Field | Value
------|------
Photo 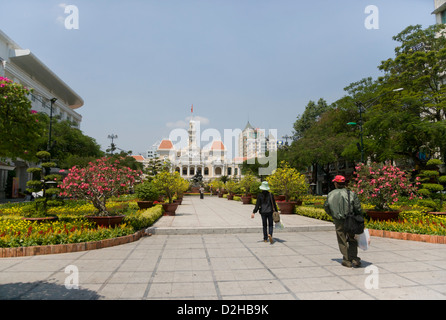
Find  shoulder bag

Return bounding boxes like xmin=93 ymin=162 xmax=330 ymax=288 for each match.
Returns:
xmin=343 ymin=190 xmax=365 ymax=235
xmin=270 ymin=193 xmax=281 ymax=223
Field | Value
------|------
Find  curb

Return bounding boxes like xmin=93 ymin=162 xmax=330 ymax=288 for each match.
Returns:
xmin=369 ymin=229 xmax=446 ymax=244
xmin=0 ymin=230 xmax=148 ymax=258
xmin=146 ymin=225 xmax=335 ymax=235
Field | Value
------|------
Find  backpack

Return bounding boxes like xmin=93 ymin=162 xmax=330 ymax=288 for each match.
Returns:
xmin=344 ymin=190 xmax=365 ymax=235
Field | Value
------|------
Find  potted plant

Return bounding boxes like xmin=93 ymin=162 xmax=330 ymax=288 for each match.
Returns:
xmin=59 ymin=157 xmax=141 ymax=227
xmin=352 ymin=162 xmax=420 ymax=221
xmin=24 ymin=151 xmax=62 ymax=222
xmin=267 ymin=161 xmax=308 ymax=214
xmin=135 ymin=180 xmax=160 ymax=209
xmin=225 ymin=179 xmax=240 ymax=200
xmin=152 ymin=171 xmax=181 ymax=215
xmin=239 ymin=174 xmax=258 ymax=204
xmin=174 ymin=176 xmax=189 ymax=205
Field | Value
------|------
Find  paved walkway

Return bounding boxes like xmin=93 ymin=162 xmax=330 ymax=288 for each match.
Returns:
xmin=0 ymin=196 xmax=445 ymax=300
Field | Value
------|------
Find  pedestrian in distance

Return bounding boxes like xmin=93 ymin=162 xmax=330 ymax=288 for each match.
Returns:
xmin=199 ymin=186 xmax=204 ymax=200
xmin=324 ymin=175 xmax=364 ymax=268
xmin=251 ymin=181 xmax=278 ymax=244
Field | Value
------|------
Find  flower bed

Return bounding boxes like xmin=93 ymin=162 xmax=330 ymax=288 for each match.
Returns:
xmin=0 ymin=201 xmax=163 ymax=252
xmin=294 ymin=205 xmax=446 ymax=243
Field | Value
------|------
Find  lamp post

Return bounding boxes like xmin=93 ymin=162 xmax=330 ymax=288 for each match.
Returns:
xmin=347 ymin=88 xmax=403 ymax=164
xmin=47 ymin=98 xmax=58 ymax=153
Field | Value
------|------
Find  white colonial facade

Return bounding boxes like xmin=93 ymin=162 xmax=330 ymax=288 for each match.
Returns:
xmin=136 ymin=119 xmax=243 ymax=182
xmin=0 ymin=29 xmax=84 ymax=200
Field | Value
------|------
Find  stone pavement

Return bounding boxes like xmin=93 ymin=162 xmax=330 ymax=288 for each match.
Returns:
xmin=0 ymin=195 xmax=445 ymax=300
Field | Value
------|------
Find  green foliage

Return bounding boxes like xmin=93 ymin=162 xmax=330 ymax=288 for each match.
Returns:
xmin=0 ymin=77 xmax=44 ymax=160
xmin=152 ymin=171 xmax=182 ymax=203
xmin=135 ymin=181 xmax=160 ymax=201
xmin=239 ymin=174 xmax=259 ymax=196
xmin=225 ymin=179 xmax=241 ymax=195
xmin=124 ymin=205 xmax=163 ymax=231
xmin=266 ymin=161 xmax=309 ymax=201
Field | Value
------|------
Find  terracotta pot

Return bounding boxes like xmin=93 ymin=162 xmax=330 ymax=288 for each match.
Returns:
xmin=218 ymin=193 xmax=223 ymax=198
xmin=137 ymin=201 xmax=154 ymax=210
xmin=23 ymin=216 xmax=58 ymax=224
xmin=173 ymin=198 xmax=183 ymax=205
xmin=277 ymin=201 xmax=297 ymax=214
xmin=162 ymin=202 xmax=179 ymax=216
xmin=274 ymin=195 xmax=286 ymax=201
xmin=86 ymin=215 xmax=125 ymax=228
xmin=366 ymin=210 xmax=400 ymax=221
xmin=241 ymin=195 xmax=252 ymax=204
xmin=227 ymin=194 xmax=234 ymax=200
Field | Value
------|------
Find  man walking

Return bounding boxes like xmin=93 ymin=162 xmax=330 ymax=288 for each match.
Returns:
xmin=324 ymin=175 xmax=364 ymax=268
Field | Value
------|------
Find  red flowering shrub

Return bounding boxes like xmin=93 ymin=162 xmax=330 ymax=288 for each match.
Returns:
xmin=352 ymin=163 xmax=421 ymax=211
xmin=59 ymin=157 xmax=142 ymax=216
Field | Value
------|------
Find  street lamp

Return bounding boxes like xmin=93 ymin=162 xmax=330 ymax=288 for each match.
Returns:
xmin=108 ymin=134 xmax=118 ymax=155
xmin=347 ymin=88 xmax=404 ymax=163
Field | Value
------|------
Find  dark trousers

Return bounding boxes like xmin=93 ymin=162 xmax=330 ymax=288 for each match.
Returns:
xmin=333 ymin=218 xmax=359 ymax=263
xmin=261 ymin=213 xmax=273 ymax=240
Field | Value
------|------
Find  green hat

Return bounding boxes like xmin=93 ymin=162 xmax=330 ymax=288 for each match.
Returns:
xmin=259 ymin=181 xmax=270 ymax=191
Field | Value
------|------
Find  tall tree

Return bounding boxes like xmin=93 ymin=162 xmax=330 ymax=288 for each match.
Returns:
xmin=0 ymin=77 xmax=43 ymax=160
xmin=378 ymin=24 xmax=446 ymax=162
xmin=293 ymin=98 xmax=330 ymax=140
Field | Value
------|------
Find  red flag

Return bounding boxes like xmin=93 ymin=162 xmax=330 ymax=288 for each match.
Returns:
xmin=191 ymin=104 xmax=193 ymax=113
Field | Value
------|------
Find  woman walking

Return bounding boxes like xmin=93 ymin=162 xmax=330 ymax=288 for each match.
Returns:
xmin=251 ymin=181 xmax=278 ymax=244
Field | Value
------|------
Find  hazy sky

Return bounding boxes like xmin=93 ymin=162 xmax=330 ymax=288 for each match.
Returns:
xmin=0 ymin=0 xmax=436 ymax=157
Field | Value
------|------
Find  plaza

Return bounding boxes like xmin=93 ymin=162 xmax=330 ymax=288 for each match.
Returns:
xmin=0 ymin=196 xmax=445 ymax=300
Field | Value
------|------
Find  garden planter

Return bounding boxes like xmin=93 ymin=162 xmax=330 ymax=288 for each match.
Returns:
xmin=218 ymin=193 xmax=223 ymax=198
xmin=137 ymin=201 xmax=154 ymax=210
xmin=86 ymin=215 xmax=125 ymax=228
xmin=277 ymin=201 xmax=297 ymax=214
xmin=162 ymin=203 xmax=179 ymax=216
xmin=428 ymin=212 xmax=446 ymax=216
xmin=366 ymin=210 xmax=400 ymax=221
xmin=23 ymin=216 xmax=58 ymax=223
xmin=274 ymin=195 xmax=286 ymax=201
xmin=173 ymin=198 xmax=183 ymax=205
xmin=227 ymin=194 xmax=234 ymax=200
xmin=241 ymin=196 xmax=252 ymax=204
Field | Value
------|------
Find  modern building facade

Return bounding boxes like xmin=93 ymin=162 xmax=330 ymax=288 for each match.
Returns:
xmin=0 ymin=29 xmax=84 ymax=199
xmin=238 ymin=121 xmax=277 ymax=160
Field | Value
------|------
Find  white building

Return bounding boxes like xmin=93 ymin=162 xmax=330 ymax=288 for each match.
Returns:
xmin=433 ymin=0 xmax=446 ymax=24
xmin=137 ymin=118 xmax=243 ymax=181
xmin=0 ymin=29 xmax=84 ymax=199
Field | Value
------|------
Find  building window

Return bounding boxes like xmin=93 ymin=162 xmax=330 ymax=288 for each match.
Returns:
xmin=204 ymin=167 xmax=209 ymax=175
xmin=182 ymin=167 xmax=188 ymax=176
xmin=442 ymin=10 xmax=446 ymax=24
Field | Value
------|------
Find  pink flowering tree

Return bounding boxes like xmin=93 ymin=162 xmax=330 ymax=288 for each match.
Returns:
xmin=0 ymin=76 xmax=43 ymax=159
xmin=352 ymin=162 xmax=421 ymax=211
xmin=59 ymin=157 xmax=142 ymax=216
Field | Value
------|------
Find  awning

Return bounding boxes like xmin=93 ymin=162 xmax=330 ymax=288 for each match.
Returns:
xmin=9 ymin=49 xmax=84 ymax=110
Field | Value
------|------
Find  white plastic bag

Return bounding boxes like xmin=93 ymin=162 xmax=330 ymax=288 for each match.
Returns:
xmin=275 ymin=221 xmax=284 ymax=230
xmin=355 ymin=229 xmax=371 ymax=251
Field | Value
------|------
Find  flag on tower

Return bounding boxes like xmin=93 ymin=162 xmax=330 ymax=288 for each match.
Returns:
xmin=191 ymin=104 xmax=194 ymax=113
